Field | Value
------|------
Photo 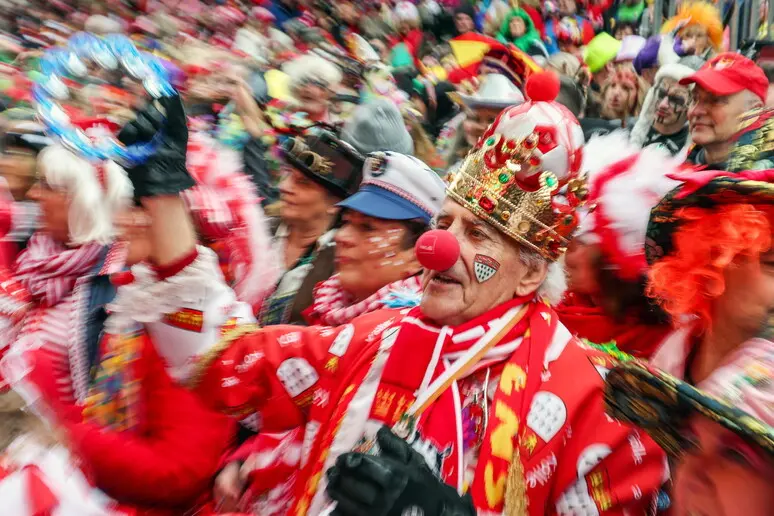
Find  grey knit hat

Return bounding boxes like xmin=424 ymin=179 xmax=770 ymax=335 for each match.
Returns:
xmin=341 ymin=99 xmax=414 ymax=156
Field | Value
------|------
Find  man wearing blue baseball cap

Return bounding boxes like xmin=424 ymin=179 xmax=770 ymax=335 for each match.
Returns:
xmin=304 ymin=151 xmax=446 ymax=325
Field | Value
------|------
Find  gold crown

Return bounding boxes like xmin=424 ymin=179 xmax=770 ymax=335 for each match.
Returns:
xmin=446 ymin=132 xmax=587 ymax=261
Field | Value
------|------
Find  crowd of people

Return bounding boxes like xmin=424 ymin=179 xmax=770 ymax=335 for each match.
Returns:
xmin=0 ymin=0 xmax=773 ymax=515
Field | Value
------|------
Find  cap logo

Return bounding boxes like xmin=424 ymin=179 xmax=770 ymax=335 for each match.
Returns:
xmin=366 ymin=152 xmax=389 ymax=177
xmin=712 ymin=57 xmax=735 ymax=70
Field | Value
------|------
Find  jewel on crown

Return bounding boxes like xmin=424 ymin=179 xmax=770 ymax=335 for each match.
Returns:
xmin=446 ymin=71 xmax=587 ymax=261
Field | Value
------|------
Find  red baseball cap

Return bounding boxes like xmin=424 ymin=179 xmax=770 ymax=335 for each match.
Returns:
xmin=679 ymin=52 xmax=769 ymax=102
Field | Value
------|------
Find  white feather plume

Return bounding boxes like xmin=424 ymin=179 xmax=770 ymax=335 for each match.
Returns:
xmin=580 ymin=131 xmax=682 ymax=261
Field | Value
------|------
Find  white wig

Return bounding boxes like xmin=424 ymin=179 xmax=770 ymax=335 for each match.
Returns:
xmin=629 ymin=62 xmax=697 ymax=148
xmin=37 ymin=145 xmax=133 ymax=246
xmin=282 ymin=54 xmax=343 ymax=92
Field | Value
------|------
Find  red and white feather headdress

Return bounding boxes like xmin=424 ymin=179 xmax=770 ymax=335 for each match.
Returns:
xmin=578 ymin=131 xmax=684 ymax=280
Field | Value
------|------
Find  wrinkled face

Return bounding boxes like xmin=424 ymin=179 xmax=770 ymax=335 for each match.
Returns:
xmin=602 ymin=79 xmax=636 ymax=116
xmin=564 ymin=237 xmax=601 ymax=296
xmin=463 ymin=107 xmax=503 ymax=147
xmin=421 ymin=199 xmax=547 ymax=326
xmin=680 ymin=25 xmax=711 ymax=56
xmin=26 ymin=178 xmax=69 ymax=244
xmin=653 ymin=77 xmax=691 ymax=129
xmin=712 ymin=250 xmax=774 ymax=342
xmin=335 ymin=210 xmax=420 ymax=301
xmin=0 ymin=150 xmax=36 ymax=201
xmin=673 ymin=417 xmax=774 ymax=516
xmin=455 ymin=13 xmax=475 ymax=34
xmin=114 ymin=206 xmax=152 ymax=266
xmin=278 ymin=167 xmax=337 ymax=225
xmin=688 ymin=88 xmax=756 ymax=147
xmin=558 ymin=0 xmax=577 ymax=16
xmin=509 ymin=16 xmax=526 ymax=38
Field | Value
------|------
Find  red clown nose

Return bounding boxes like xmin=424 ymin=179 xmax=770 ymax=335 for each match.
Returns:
xmin=415 ymin=230 xmax=460 ymax=271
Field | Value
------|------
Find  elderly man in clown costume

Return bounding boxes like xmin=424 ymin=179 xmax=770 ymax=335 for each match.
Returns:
xmin=115 ymin=72 xmax=667 ymax=515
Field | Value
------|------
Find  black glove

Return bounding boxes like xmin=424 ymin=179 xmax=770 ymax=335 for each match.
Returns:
xmin=326 ymin=426 xmax=476 ymax=516
xmin=117 ymin=93 xmax=194 ymax=199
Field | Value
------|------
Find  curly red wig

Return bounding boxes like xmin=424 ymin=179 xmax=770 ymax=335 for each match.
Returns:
xmin=647 ymin=204 xmax=773 ymax=331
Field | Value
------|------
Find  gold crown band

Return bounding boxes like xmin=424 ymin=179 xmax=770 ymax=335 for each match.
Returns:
xmin=447 ymin=136 xmax=584 ymax=261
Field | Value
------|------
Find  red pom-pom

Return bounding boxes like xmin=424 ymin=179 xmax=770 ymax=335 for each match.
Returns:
xmin=525 ymin=71 xmax=560 ymax=103
xmin=415 ymin=230 xmax=461 ymax=271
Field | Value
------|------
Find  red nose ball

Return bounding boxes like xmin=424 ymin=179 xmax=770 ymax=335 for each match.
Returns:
xmin=415 ymin=230 xmax=461 ymax=271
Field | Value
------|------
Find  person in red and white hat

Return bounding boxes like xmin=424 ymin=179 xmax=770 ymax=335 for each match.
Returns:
xmin=137 ymin=72 xmax=666 ymax=516
xmin=683 ymin=52 xmax=768 ymax=169
xmin=558 ymin=131 xmax=681 ymax=358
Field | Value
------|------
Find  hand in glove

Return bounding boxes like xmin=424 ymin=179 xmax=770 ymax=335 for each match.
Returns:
xmin=117 ymin=94 xmax=194 ymax=199
xmin=325 ymin=426 xmax=476 ymax=516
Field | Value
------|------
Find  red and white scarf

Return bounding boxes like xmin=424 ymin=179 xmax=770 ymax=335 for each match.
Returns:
xmin=15 ymin=234 xmax=102 ymax=308
xmin=367 ymin=297 xmax=557 ymax=512
xmin=306 ymin=275 xmax=423 ymax=326
xmin=12 ymin=234 xmax=105 ymax=403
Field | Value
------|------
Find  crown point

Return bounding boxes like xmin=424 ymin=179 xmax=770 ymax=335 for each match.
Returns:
xmin=525 ymin=71 xmax=560 ymax=103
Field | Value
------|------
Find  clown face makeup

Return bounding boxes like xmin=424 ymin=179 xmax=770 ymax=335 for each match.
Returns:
xmin=653 ymin=77 xmax=691 ymax=131
xmin=334 ymin=211 xmax=421 ymax=301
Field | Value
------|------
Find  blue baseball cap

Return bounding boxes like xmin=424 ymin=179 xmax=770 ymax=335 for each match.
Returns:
xmin=337 ymin=152 xmax=446 ymax=224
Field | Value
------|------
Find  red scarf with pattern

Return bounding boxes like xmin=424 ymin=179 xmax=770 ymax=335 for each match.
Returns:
xmin=368 ymin=296 xmax=556 ymax=512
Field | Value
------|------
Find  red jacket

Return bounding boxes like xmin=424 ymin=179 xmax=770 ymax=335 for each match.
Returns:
xmin=41 ymin=334 xmax=235 ymax=513
xmin=190 ymin=306 xmax=666 ymax=515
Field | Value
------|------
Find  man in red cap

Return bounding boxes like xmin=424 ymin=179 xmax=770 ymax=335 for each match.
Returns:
xmin=682 ymin=52 xmax=768 ymax=169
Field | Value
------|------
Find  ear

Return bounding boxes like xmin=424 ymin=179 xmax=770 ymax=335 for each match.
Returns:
xmin=513 ymin=258 xmax=549 ymax=298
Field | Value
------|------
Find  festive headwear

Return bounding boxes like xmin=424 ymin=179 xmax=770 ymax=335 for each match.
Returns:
xmin=446 ymin=71 xmax=586 ymax=261
xmin=281 ymin=131 xmax=365 ymax=199
xmin=479 ymin=45 xmax=541 ymax=88
xmin=630 ymin=56 xmax=704 ymax=147
xmin=679 ymin=52 xmax=768 ymax=103
xmin=583 ymin=32 xmax=621 ymax=73
xmin=448 ymin=73 xmax=524 ymax=109
xmin=578 ymin=132 xmax=682 ymax=280
xmin=36 ymin=144 xmax=132 ymax=246
xmin=283 ymin=54 xmax=343 ymax=93
xmin=661 ymin=1 xmax=723 ymax=52
xmin=341 ymin=99 xmax=414 ymax=156
xmin=615 ymin=35 xmax=646 ymax=63
xmin=338 ymin=152 xmax=445 ymax=223
xmin=554 ymin=16 xmax=584 ymax=46
xmin=394 ymin=1 xmax=421 ymax=23
xmin=632 ymin=36 xmax=661 ymax=74
xmin=606 ymin=337 xmax=774 ymax=457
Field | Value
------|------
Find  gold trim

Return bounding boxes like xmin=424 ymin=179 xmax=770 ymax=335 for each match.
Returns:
xmin=504 ymin=447 xmax=529 ymax=515
xmin=184 ymin=324 xmax=261 ymax=389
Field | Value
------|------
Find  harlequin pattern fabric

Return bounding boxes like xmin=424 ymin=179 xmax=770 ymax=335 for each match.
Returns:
xmin=644 ymin=172 xmax=774 ymax=265
xmin=605 ymin=343 xmax=774 ymax=459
